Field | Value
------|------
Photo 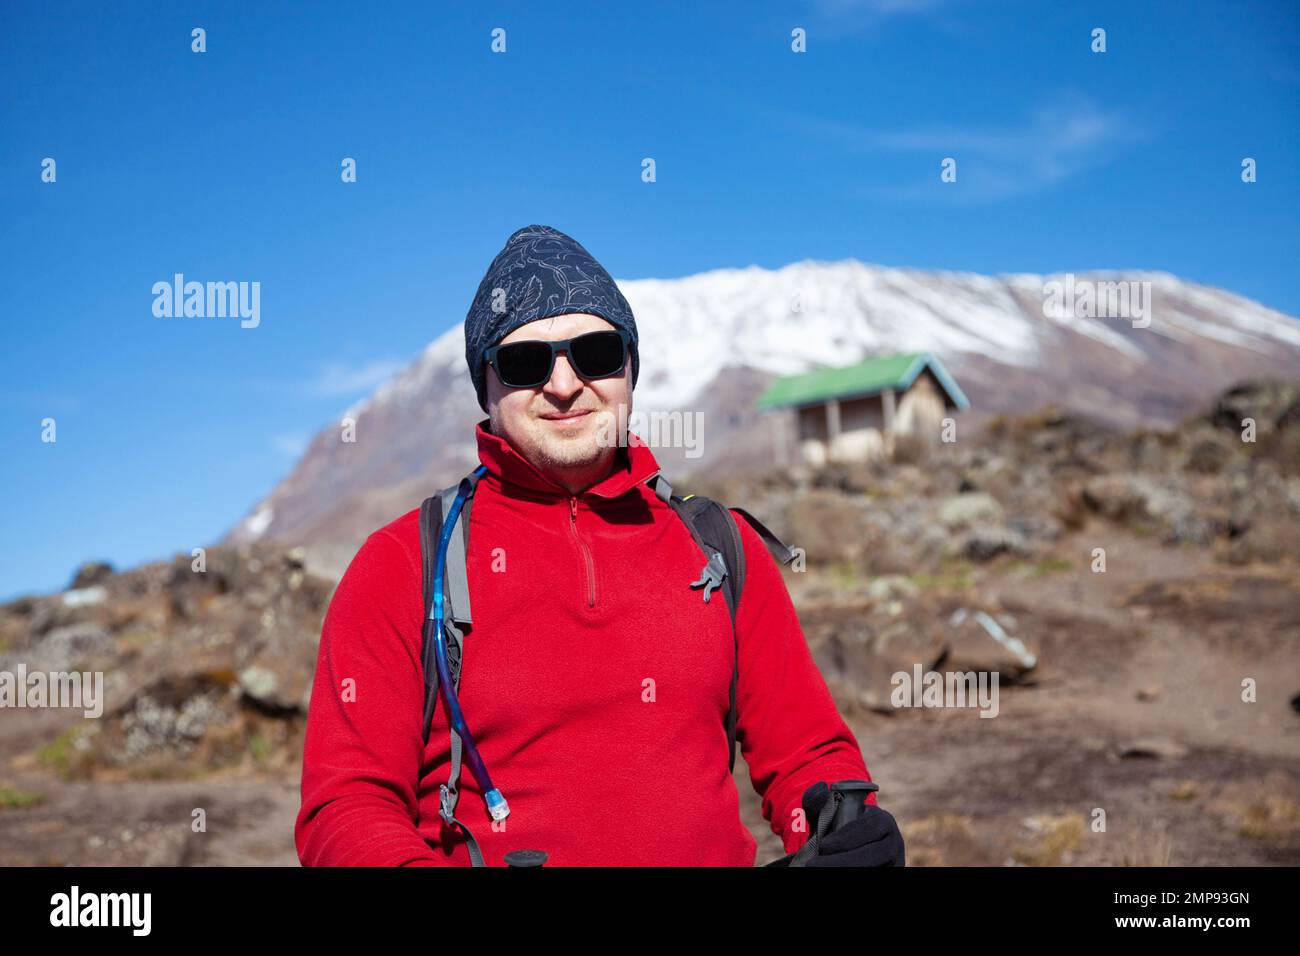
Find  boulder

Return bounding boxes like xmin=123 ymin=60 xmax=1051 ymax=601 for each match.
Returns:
xmin=784 ymin=490 xmax=873 ymax=565
xmin=812 ymin=611 xmax=947 ymax=714
xmin=70 ymin=561 xmax=115 ymax=589
xmin=958 ymin=525 xmax=1031 ymax=562
xmin=1203 ymin=380 xmax=1298 ymax=436
xmin=943 ymin=608 xmax=1037 ymax=682
xmin=1118 ymin=737 xmax=1189 ymax=760
xmin=1081 ymin=474 xmax=1217 ymax=543
xmin=938 ymin=492 xmax=1003 ymax=530
xmin=2 ymin=622 xmax=115 ymax=674
xmin=867 ymin=575 xmax=920 ymax=602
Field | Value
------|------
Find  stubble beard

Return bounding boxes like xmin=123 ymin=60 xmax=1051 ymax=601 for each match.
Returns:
xmin=491 ymin=404 xmax=628 ymax=475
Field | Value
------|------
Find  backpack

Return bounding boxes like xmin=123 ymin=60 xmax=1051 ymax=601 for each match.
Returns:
xmin=417 ymin=468 xmax=795 ymax=865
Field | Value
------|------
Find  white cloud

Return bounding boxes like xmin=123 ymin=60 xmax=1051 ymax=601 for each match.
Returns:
xmin=806 ymin=0 xmax=960 ymax=34
xmin=789 ymin=91 xmax=1142 ymax=203
xmin=302 ymin=358 xmax=405 ymax=398
xmin=271 ymin=433 xmax=309 ymax=457
xmin=811 ymin=0 xmax=949 ymax=21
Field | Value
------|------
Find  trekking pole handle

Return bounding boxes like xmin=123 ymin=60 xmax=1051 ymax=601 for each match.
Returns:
xmin=828 ymin=780 xmax=879 ymax=831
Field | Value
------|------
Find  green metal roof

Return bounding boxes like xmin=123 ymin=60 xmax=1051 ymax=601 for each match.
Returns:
xmin=756 ymin=351 xmax=970 ymax=410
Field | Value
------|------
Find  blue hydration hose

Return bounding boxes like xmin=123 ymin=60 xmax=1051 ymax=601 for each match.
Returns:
xmin=432 ymin=464 xmax=509 ymax=822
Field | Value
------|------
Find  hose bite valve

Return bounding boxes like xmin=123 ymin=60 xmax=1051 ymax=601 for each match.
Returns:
xmin=504 ymin=849 xmax=548 ymax=867
xmin=485 ymin=788 xmax=510 ymax=822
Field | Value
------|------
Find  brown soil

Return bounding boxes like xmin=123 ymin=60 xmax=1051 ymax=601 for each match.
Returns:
xmin=734 ymin=529 xmax=1300 ymax=867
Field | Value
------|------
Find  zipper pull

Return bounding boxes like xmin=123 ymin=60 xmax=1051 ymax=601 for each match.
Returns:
xmin=689 ymin=551 xmax=728 ymax=604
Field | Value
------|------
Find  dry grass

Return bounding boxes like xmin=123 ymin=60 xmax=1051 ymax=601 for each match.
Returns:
xmin=1167 ymin=780 xmax=1199 ymax=802
xmin=1236 ymin=794 xmax=1300 ymax=841
xmin=903 ymin=813 xmax=988 ymax=866
xmin=1217 ymin=773 xmax=1300 ymax=844
xmin=1118 ymin=827 xmax=1174 ymax=866
xmin=1012 ymin=813 xmax=1086 ymax=866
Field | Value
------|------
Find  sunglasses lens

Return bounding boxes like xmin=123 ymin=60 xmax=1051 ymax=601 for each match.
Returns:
xmin=492 ymin=331 xmax=627 ymax=388
xmin=495 ymin=340 xmax=554 ymax=387
xmin=570 ymin=331 xmax=626 ymax=378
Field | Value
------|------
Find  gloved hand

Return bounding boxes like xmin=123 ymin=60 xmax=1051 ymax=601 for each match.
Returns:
xmin=766 ymin=780 xmax=905 ymax=867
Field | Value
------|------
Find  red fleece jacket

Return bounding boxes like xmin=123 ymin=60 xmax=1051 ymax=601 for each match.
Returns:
xmin=295 ymin=419 xmax=874 ymax=866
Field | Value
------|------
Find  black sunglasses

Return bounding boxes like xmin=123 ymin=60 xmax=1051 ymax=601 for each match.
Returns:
xmin=484 ymin=329 xmax=631 ymax=390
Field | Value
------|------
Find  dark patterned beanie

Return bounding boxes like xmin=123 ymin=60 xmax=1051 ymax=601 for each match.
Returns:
xmin=464 ymin=224 xmax=640 ymax=412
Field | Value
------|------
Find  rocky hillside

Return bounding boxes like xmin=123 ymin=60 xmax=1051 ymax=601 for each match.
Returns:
xmin=1 ymin=380 xmax=1297 ymax=865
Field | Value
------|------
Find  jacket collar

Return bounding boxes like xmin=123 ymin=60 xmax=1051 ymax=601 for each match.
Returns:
xmin=474 ymin=418 xmax=662 ymax=500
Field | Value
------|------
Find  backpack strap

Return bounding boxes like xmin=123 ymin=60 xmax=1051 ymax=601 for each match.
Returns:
xmin=679 ymin=494 xmax=746 ymax=775
xmin=729 ymin=507 xmax=797 ymax=567
xmin=419 ymin=478 xmax=486 ymax=868
xmin=647 ymin=473 xmax=796 ymax=774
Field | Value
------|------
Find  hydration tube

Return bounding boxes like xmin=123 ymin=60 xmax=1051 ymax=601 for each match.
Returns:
xmin=431 ymin=464 xmax=509 ymax=822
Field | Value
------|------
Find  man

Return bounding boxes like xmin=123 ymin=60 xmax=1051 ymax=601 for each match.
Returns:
xmin=295 ymin=224 xmax=904 ymax=867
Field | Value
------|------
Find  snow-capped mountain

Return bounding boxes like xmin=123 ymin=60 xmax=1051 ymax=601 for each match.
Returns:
xmin=225 ymin=259 xmax=1300 ymax=580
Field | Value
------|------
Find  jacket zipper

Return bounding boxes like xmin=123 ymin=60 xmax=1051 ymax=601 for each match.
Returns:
xmin=569 ymin=497 xmax=596 ymax=607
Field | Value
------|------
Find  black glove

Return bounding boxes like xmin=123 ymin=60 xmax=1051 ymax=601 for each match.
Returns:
xmin=766 ymin=780 xmax=905 ymax=867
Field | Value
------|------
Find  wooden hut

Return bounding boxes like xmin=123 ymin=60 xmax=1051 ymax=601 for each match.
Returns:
xmin=756 ymin=351 xmax=969 ymax=466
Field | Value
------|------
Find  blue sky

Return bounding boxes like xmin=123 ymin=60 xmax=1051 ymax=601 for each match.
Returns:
xmin=1 ymin=0 xmax=1297 ymax=601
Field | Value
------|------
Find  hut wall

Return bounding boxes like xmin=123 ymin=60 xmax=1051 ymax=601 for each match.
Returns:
xmin=894 ymin=372 xmax=948 ymax=441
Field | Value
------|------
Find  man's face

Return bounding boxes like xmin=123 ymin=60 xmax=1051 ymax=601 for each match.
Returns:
xmin=486 ymin=312 xmax=632 ymax=486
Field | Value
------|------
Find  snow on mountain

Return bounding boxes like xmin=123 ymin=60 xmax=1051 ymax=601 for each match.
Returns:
xmin=317 ymin=259 xmax=1297 ymax=426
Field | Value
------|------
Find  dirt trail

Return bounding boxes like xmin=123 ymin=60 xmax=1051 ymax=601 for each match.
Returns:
xmin=769 ymin=529 xmax=1300 ymax=866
